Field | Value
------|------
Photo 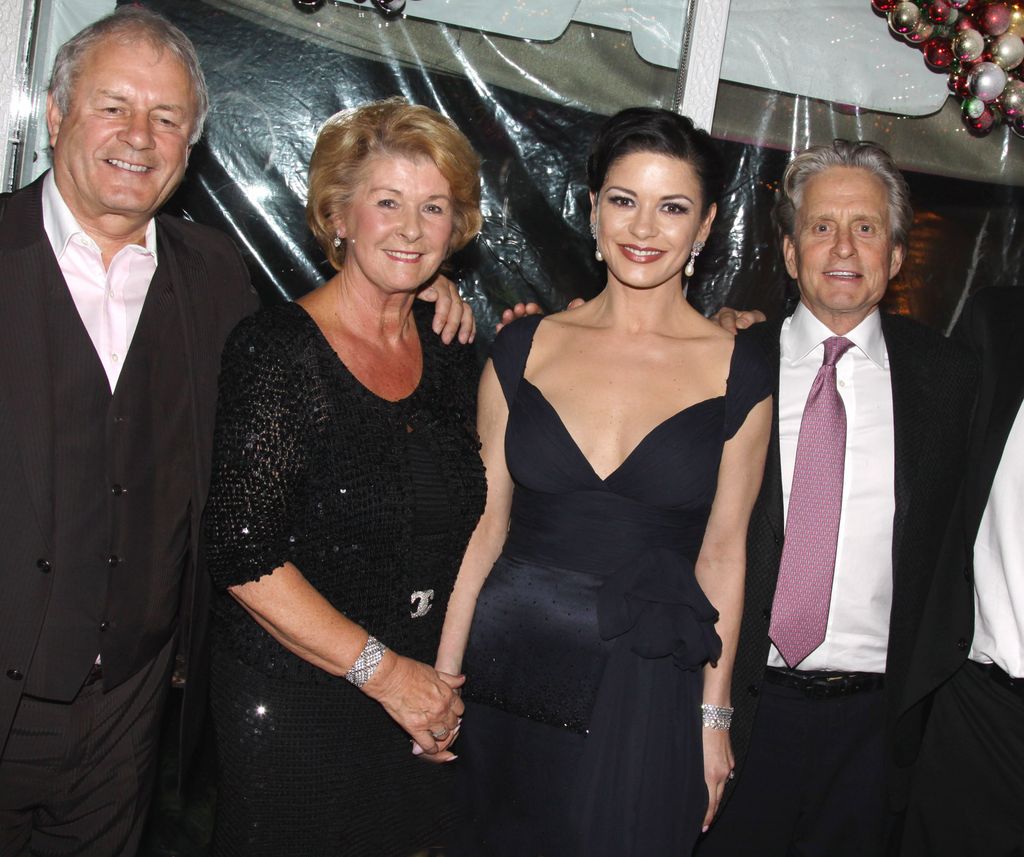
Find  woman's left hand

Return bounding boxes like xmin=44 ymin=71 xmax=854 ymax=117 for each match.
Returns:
xmin=701 ymin=726 xmax=735 ymax=832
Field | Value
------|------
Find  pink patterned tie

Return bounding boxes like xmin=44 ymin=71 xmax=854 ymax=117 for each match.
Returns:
xmin=769 ymin=335 xmax=854 ymax=668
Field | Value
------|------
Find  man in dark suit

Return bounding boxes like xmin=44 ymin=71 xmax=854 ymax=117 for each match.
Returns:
xmin=896 ymin=287 xmax=1024 ymax=857
xmin=697 ymin=141 xmax=976 ymax=857
xmin=0 ymin=12 xmax=257 ymax=855
xmin=0 ymin=8 xmax=472 ymax=855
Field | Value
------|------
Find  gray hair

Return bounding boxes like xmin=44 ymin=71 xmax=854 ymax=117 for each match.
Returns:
xmin=49 ymin=7 xmax=209 ymax=145
xmin=773 ymin=140 xmax=913 ymax=249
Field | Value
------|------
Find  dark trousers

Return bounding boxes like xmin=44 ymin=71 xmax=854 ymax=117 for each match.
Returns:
xmin=697 ymin=678 xmax=889 ymax=857
xmin=0 ymin=637 xmax=175 ymax=857
xmin=901 ymin=660 xmax=1024 ymax=857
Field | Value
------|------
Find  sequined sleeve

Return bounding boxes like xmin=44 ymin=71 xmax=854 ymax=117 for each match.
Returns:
xmin=204 ymin=311 xmax=313 ymax=589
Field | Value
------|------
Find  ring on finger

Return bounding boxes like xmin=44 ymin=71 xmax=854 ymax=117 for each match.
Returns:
xmin=430 ymin=727 xmax=450 ymax=740
xmin=728 ymin=770 xmax=735 ymax=780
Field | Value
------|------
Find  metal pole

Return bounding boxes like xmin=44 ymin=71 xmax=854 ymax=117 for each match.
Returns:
xmin=672 ymin=0 xmax=701 ymax=114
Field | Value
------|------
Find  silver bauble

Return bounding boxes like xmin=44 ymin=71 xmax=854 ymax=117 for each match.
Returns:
xmin=953 ymin=28 xmax=986 ymax=62
xmin=906 ymin=20 xmax=936 ymax=42
xmin=1001 ymin=79 xmax=1024 ymax=117
xmin=969 ymin=61 xmax=1010 ymax=102
xmin=889 ymin=2 xmax=922 ymax=34
xmin=991 ymin=33 xmax=1024 ymax=70
xmin=962 ymin=95 xmax=987 ymax=119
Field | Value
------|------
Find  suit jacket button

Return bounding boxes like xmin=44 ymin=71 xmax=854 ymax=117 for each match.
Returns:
xmin=111 ymin=484 xmax=125 ymax=496
xmin=761 ymin=607 xmax=770 ymax=621
xmin=100 ymin=621 xmax=110 ymax=631
xmin=6 ymin=669 xmax=23 ymax=681
xmin=108 ymin=555 xmax=121 ymax=568
xmin=957 ymin=638 xmax=968 ymax=650
xmin=36 ymin=558 xmax=51 ymax=573
xmin=747 ymin=684 xmax=759 ymax=696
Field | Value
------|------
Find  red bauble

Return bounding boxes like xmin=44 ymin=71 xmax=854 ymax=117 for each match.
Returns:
xmin=925 ymin=37 xmax=956 ymax=67
xmin=965 ymin=105 xmax=996 ymax=134
xmin=872 ymin=0 xmax=899 ymax=13
xmin=980 ymin=3 xmax=1012 ymax=36
xmin=955 ymin=14 xmax=978 ymax=31
xmin=948 ymin=70 xmax=971 ymax=94
xmin=928 ymin=0 xmax=955 ymax=23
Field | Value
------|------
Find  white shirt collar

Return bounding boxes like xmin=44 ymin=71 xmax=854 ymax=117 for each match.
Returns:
xmin=41 ymin=171 xmax=158 ymax=264
xmin=784 ymin=301 xmax=887 ymax=370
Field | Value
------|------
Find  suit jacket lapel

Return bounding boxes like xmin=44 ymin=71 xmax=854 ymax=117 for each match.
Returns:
xmin=883 ymin=313 xmax=928 ymax=573
xmin=0 ymin=179 xmax=57 ymax=548
xmin=748 ymin=319 xmax=785 ymax=546
xmin=966 ymin=328 xmax=1024 ymax=539
xmin=154 ymin=217 xmax=206 ymax=540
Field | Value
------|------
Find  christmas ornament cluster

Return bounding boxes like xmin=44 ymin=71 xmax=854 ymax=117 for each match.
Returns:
xmin=872 ymin=0 xmax=1024 ymax=137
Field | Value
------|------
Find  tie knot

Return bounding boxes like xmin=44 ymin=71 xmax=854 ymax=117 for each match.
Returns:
xmin=822 ymin=336 xmax=853 ymax=367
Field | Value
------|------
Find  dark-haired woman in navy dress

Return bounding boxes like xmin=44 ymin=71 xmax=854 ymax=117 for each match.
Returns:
xmin=438 ymin=108 xmax=773 ymax=857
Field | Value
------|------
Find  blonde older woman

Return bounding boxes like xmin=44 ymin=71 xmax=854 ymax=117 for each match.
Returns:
xmin=203 ymin=99 xmax=486 ymax=857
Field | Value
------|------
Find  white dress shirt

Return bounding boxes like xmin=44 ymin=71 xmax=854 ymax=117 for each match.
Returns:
xmin=41 ymin=172 xmax=158 ymax=392
xmin=767 ymin=303 xmax=896 ymax=674
xmin=970 ymin=403 xmax=1024 ymax=678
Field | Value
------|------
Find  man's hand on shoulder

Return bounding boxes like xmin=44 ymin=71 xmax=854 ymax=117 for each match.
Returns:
xmin=418 ymin=275 xmax=476 ymax=345
xmin=495 ymin=298 xmax=586 ymax=333
xmin=712 ymin=306 xmax=768 ymax=335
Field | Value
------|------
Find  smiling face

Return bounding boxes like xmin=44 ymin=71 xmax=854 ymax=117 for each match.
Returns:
xmin=592 ymin=151 xmax=716 ymax=293
xmin=335 ymin=155 xmax=454 ymax=296
xmin=46 ymin=36 xmax=196 ymax=240
xmin=784 ymin=166 xmax=905 ymax=335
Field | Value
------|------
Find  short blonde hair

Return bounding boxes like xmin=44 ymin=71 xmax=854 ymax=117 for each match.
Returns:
xmin=307 ymin=98 xmax=482 ymax=271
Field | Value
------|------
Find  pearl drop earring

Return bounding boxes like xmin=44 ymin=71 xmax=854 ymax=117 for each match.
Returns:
xmin=685 ymin=240 xmax=705 ymax=278
xmin=590 ymin=221 xmax=603 ymax=263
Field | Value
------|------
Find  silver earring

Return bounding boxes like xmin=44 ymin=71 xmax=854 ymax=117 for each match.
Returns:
xmin=333 ymin=235 xmax=342 ymax=248
xmin=684 ymin=240 xmax=705 ymax=278
xmin=590 ymin=222 xmax=603 ymax=262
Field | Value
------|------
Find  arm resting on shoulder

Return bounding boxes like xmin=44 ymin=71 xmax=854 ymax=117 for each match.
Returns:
xmin=695 ymin=395 xmax=772 ymax=829
xmin=417 ymin=274 xmax=476 ymax=345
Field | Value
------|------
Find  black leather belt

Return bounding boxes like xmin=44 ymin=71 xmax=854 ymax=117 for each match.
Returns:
xmin=971 ymin=660 xmax=1024 ymax=702
xmin=765 ymin=667 xmax=884 ymax=699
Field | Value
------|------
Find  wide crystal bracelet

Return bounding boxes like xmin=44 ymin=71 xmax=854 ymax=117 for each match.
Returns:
xmin=345 ymin=635 xmax=388 ymax=688
xmin=701 ymin=703 xmax=734 ymax=730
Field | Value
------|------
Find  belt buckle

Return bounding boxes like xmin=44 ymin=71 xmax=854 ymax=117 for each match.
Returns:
xmin=811 ymin=673 xmax=851 ymax=698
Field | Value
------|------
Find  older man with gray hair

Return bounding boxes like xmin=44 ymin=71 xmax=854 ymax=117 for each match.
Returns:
xmin=0 ymin=11 xmax=256 ymax=854
xmin=697 ymin=140 xmax=976 ymax=857
xmin=0 ymin=8 xmax=472 ymax=855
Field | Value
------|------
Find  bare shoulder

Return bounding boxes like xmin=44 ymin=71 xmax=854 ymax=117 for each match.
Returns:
xmin=538 ymin=301 xmax=594 ymax=331
xmin=687 ymin=310 xmax=736 ymax=344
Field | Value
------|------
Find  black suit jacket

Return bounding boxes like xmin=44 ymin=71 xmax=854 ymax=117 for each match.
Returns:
xmin=0 ymin=176 xmax=258 ymax=774
xmin=896 ymin=287 xmax=1023 ymax=763
xmin=728 ymin=309 xmax=977 ymax=810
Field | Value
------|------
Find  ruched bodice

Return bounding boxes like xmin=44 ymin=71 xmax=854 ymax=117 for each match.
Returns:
xmin=508 ymin=378 xmax=725 ymax=509
xmin=455 ymin=315 xmax=771 ymax=857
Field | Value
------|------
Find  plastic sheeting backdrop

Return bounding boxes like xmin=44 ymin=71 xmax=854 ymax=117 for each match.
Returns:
xmin=131 ymin=0 xmax=1023 ymax=341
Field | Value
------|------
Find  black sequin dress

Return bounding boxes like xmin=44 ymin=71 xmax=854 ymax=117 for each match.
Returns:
xmin=204 ymin=301 xmax=485 ymax=857
xmin=454 ymin=316 xmax=772 ymax=857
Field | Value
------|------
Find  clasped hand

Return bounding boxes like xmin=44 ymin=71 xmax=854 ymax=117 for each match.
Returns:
xmin=364 ymin=652 xmax=464 ymax=762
